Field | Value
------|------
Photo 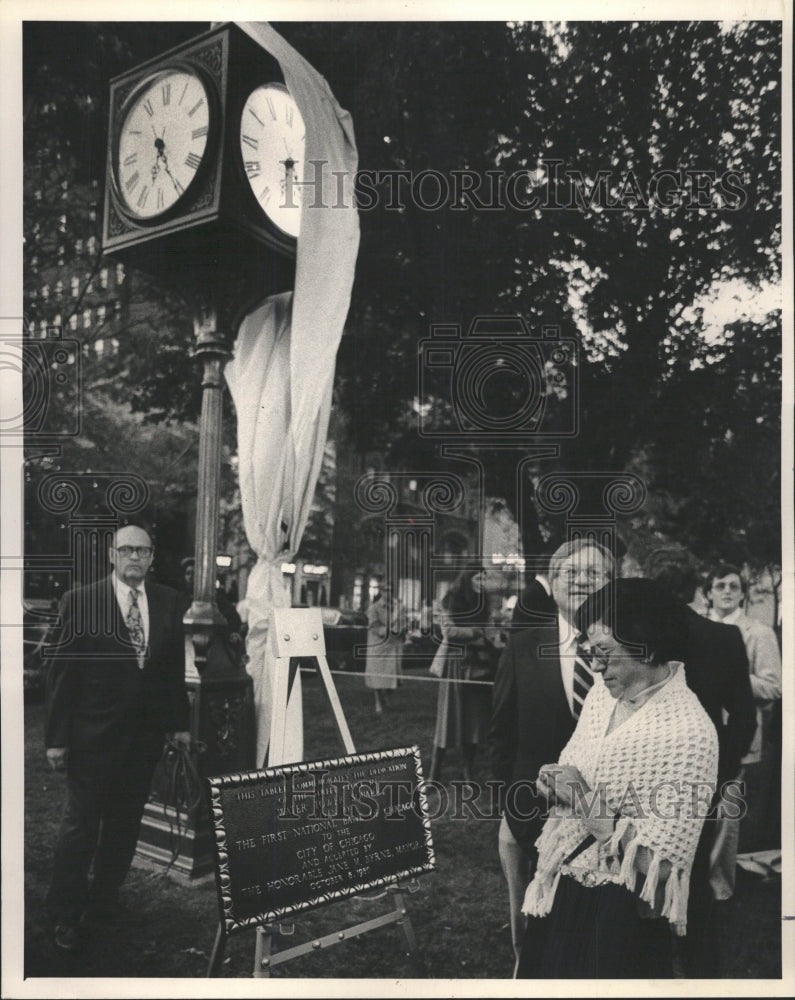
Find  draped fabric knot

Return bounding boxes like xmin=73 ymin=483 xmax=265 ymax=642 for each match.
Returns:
xmin=126 ymin=588 xmax=146 ymax=669
xmin=572 ymin=635 xmax=594 ymax=719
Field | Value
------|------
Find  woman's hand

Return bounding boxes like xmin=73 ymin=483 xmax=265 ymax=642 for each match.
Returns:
xmin=537 ymin=764 xmax=616 ymax=841
xmin=537 ymin=763 xmax=588 ymax=806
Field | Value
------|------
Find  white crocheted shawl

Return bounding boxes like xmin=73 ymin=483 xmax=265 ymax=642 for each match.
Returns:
xmin=522 ymin=666 xmax=718 ymax=935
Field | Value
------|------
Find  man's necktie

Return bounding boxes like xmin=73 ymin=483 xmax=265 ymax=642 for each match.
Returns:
xmin=126 ymin=588 xmax=146 ymax=668
xmin=572 ymin=638 xmax=594 ymax=719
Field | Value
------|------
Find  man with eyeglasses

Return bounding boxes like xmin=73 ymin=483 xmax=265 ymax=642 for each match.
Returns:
xmin=44 ymin=522 xmax=189 ymax=953
xmin=705 ymin=564 xmax=781 ymax=902
xmin=490 ymin=538 xmax=614 ymax=973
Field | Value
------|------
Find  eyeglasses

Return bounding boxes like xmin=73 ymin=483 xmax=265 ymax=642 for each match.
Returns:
xmin=114 ymin=545 xmax=153 ymax=558
xmin=712 ymin=581 xmax=742 ymax=592
xmin=558 ymin=568 xmax=608 ymax=582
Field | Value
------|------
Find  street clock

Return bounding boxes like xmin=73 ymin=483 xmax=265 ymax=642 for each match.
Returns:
xmin=103 ymin=23 xmax=302 ymax=294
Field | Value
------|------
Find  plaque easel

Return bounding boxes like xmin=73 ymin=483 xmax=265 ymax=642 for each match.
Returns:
xmin=206 ymin=607 xmax=423 ymax=978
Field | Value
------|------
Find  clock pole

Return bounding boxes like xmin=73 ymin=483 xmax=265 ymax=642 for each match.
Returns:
xmin=102 ymin=22 xmax=298 ymax=878
xmin=135 ymin=276 xmax=258 ymax=880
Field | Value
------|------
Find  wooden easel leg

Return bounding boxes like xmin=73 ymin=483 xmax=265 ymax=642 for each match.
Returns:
xmin=390 ymin=889 xmax=425 ymax=977
xmin=253 ymin=923 xmax=274 ymax=978
xmin=207 ymin=924 xmax=227 ymax=977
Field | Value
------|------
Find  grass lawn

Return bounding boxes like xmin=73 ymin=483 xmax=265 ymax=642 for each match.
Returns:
xmin=21 ymin=667 xmax=783 ymax=981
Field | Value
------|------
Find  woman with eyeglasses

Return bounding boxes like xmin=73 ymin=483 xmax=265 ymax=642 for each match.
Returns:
xmin=517 ymin=578 xmax=718 ymax=979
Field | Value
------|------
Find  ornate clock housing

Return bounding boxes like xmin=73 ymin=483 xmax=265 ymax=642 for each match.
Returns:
xmin=103 ymin=23 xmax=299 ymax=300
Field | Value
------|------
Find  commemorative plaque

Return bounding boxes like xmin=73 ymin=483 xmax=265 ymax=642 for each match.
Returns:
xmin=207 ymin=746 xmax=435 ymax=934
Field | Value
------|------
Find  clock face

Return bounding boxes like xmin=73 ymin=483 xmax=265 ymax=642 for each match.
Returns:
xmin=240 ymin=83 xmax=305 ymax=238
xmin=116 ymin=69 xmax=211 ymax=220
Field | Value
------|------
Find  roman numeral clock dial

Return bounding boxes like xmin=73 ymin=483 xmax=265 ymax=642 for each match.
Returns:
xmin=240 ymin=83 xmax=305 ymax=239
xmin=115 ymin=69 xmax=211 ymax=220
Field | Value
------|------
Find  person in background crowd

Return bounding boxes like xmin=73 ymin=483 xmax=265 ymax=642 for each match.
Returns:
xmin=44 ymin=522 xmax=189 ymax=953
xmin=491 ymin=538 xmax=614 ymax=973
xmin=705 ymin=564 xmax=782 ymax=899
xmin=428 ymin=568 xmax=502 ymax=783
xmin=364 ymin=582 xmax=407 ymax=715
xmin=517 ymin=579 xmax=718 ymax=979
xmin=645 ymin=550 xmax=755 ymax=976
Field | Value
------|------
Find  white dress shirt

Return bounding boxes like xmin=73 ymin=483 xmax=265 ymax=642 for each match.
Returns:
xmin=112 ymin=573 xmax=150 ymax=647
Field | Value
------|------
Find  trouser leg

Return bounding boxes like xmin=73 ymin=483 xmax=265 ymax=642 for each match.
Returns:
xmin=709 ymin=814 xmax=740 ymax=901
xmin=91 ymin=736 xmax=161 ymax=898
xmin=428 ymin=745 xmax=445 ymax=783
xmin=498 ymin=814 xmax=534 ymax=974
xmin=46 ymin=766 xmax=104 ymax=924
xmin=462 ymin=742 xmax=476 ymax=782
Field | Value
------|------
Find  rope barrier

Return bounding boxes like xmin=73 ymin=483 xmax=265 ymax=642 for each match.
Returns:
xmin=298 ymin=665 xmax=496 ymax=687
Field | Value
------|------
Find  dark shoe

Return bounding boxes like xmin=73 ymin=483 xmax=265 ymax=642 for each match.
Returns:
xmin=53 ymin=922 xmax=82 ymax=953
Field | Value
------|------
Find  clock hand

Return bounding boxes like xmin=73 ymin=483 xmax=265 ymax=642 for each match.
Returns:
xmin=159 ymin=153 xmax=182 ymax=195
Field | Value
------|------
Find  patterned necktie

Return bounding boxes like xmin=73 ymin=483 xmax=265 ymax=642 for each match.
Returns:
xmin=572 ymin=637 xmax=594 ymax=719
xmin=126 ymin=588 xmax=146 ymax=668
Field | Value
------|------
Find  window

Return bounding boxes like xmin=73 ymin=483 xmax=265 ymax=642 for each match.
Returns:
xmin=110 ymin=338 xmax=120 ymax=353
xmin=58 ymin=215 xmax=67 ymax=234
xmin=39 ymin=319 xmax=48 ymax=336
xmin=99 ymin=268 xmax=109 ymax=289
xmin=87 ymin=236 xmax=97 ymax=255
xmin=83 ymin=308 xmax=92 ymax=329
xmin=94 ymin=339 xmax=104 ymax=356
xmin=53 ymin=313 xmax=62 ymax=329
xmin=88 ymin=204 xmax=97 ymax=222
xmin=41 ymin=285 xmax=50 ymax=301
xmin=115 ymin=263 xmax=125 ymax=285
xmin=71 ymin=276 xmax=80 ymax=298
xmin=74 ymin=239 xmax=83 ymax=254
xmin=97 ymin=305 xmax=106 ymax=324
xmin=68 ymin=314 xmax=78 ymax=331
xmin=55 ymin=280 xmax=63 ymax=297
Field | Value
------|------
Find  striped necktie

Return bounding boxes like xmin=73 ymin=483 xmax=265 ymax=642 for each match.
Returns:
xmin=572 ymin=637 xmax=594 ymax=719
xmin=126 ymin=588 xmax=146 ymax=668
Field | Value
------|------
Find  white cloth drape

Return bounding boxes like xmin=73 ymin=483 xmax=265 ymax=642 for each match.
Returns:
xmin=224 ymin=22 xmax=359 ymax=767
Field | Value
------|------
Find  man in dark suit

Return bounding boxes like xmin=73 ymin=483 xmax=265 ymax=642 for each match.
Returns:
xmin=509 ymin=572 xmax=558 ymax=630
xmin=491 ymin=538 xmax=615 ymax=970
xmin=45 ymin=522 xmax=190 ymax=952
xmin=645 ymin=554 xmax=755 ymax=977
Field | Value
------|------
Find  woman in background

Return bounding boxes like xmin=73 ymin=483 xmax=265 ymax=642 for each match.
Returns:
xmin=364 ymin=583 xmax=407 ymax=715
xmin=428 ymin=568 xmax=502 ymax=782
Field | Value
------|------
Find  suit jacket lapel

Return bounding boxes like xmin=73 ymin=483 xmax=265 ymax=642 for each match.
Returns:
xmin=538 ymin=624 xmax=573 ymax=722
xmin=105 ymin=576 xmax=133 ymax=647
xmin=144 ymin=581 xmax=165 ymax=658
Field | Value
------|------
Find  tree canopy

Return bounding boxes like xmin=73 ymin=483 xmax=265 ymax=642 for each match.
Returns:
xmin=21 ymin=19 xmax=783 ymax=580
